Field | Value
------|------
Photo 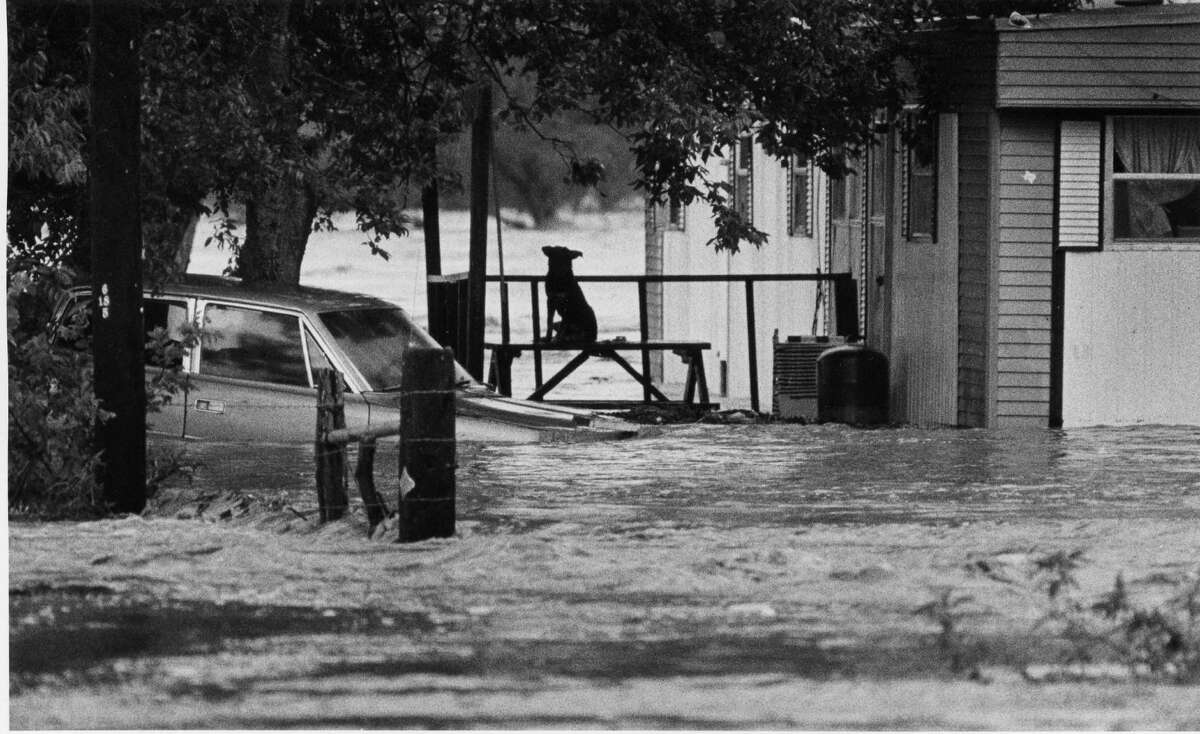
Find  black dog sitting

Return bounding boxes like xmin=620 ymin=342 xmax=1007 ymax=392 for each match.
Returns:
xmin=542 ymin=245 xmax=598 ymax=344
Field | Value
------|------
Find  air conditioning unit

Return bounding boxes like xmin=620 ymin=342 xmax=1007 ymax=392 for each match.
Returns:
xmin=772 ymin=334 xmax=845 ymax=421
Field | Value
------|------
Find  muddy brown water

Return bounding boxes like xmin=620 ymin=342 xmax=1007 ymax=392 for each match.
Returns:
xmin=10 ymin=423 xmax=1200 ymax=728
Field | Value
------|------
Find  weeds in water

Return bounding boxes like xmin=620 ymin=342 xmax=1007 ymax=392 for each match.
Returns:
xmin=915 ymin=588 xmax=981 ymax=678
xmin=1027 ymin=550 xmax=1200 ymax=683
xmin=928 ymin=550 xmax=1200 ymax=684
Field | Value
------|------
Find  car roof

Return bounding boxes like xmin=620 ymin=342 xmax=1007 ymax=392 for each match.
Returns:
xmin=152 ymin=274 xmax=404 ymax=316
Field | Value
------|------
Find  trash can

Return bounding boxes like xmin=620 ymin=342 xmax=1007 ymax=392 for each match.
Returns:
xmin=817 ymin=344 xmax=889 ymax=426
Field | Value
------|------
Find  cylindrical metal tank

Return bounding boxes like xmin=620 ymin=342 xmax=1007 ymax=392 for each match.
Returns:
xmin=817 ymin=344 xmax=889 ymax=426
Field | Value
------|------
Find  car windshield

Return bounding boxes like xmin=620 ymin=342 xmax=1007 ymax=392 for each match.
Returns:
xmin=318 ymin=307 xmax=477 ymax=390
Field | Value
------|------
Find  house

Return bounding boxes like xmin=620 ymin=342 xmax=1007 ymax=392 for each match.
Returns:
xmin=646 ymin=2 xmax=1200 ymax=427
xmin=644 ymin=138 xmax=832 ymax=411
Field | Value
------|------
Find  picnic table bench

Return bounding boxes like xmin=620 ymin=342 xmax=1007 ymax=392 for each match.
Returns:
xmin=485 ymin=339 xmax=714 ymax=409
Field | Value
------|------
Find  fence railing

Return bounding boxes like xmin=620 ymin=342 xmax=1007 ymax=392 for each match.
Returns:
xmin=482 ymin=272 xmax=859 ymax=413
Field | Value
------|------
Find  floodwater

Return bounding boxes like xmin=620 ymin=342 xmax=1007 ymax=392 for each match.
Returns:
xmin=10 ymin=423 xmax=1200 ymax=729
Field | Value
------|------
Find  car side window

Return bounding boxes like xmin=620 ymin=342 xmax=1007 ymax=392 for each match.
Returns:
xmin=199 ymin=304 xmax=308 ymax=386
xmin=144 ymin=299 xmax=190 ymax=368
xmin=304 ymin=328 xmax=333 ymax=373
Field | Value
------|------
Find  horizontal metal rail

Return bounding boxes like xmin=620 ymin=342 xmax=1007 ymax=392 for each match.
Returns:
xmin=486 ymin=273 xmax=852 ymax=284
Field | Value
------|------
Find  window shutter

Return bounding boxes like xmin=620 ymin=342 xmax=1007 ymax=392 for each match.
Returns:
xmin=1057 ymin=120 xmax=1102 ymax=249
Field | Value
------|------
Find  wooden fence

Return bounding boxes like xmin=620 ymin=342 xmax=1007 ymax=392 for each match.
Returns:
xmin=313 ymin=347 xmax=456 ymax=542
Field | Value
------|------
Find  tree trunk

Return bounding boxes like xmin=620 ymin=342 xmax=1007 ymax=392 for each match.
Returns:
xmin=237 ymin=182 xmax=315 ymax=284
xmin=143 ymin=211 xmax=199 ymax=285
xmin=233 ymin=0 xmax=313 ymax=286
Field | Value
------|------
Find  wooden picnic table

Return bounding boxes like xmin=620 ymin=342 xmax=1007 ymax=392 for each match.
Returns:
xmin=485 ymin=339 xmax=713 ymax=408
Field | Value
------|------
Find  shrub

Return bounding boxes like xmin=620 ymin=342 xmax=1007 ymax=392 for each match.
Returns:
xmin=9 ymin=267 xmax=199 ymax=519
xmin=7 ymin=266 xmax=111 ymax=519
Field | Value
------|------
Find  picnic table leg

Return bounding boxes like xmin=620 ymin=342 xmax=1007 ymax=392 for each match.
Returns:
xmin=676 ymin=348 xmax=697 ymax=404
xmin=489 ymin=348 xmax=516 ymax=397
xmin=528 ymin=349 xmax=592 ymax=401
xmin=606 ymin=350 xmax=672 ymax=402
xmin=487 ymin=350 xmax=499 ymax=392
xmin=693 ymin=349 xmax=711 ymax=405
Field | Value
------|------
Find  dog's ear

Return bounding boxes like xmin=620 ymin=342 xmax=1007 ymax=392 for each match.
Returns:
xmin=569 ymin=249 xmax=583 ymax=259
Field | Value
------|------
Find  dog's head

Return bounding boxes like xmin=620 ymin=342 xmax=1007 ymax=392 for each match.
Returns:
xmin=543 ymin=246 xmax=583 ymax=278
xmin=542 ymin=246 xmax=583 ymax=262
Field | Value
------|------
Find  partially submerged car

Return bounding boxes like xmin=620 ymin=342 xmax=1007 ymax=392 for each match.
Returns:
xmin=64 ymin=275 xmax=638 ymax=444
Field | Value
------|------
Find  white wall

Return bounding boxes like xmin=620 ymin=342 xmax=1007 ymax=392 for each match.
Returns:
xmin=658 ymin=147 xmax=827 ymax=409
xmin=1062 ymin=248 xmax=1200 ymax=426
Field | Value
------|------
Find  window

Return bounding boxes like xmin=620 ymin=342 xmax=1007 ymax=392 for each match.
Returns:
xmin=787 ymin=154 xmax=812 ymax=237
xmin=319 ymin=307 xmax=474 ymax=390
xmin=144 ymin=299 xmax=189 ymax=368
xmin=199 ymin=304 xmax=309 ymax=386
xmin=1111 ymin=116 xmax=1200 ymax=241
xmin=304 ymin=328 xmax=334 ymax=373
xmin=904 ymin=117 xmax=937 ymax=240
xmin=829 ymin=155 xmax=860 ymax=222
xmin=732 ymin=133 xmax=754 ymax=223
xmin=666 ymin=199 xmax=685 ymax=231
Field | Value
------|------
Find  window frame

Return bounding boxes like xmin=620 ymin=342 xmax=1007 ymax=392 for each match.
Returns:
xmin=1104 ymin=114 xmax=1200 ymax=249
xmin=196 ymin=299 xmax=324 ymax=389
xmin=143 ymin=296 xmax=194 ymax=370
xmin=787 ymin=153 xmax=813 ymax=237
xmin=902 ymin=115 xmax=938 ymax=243
xmin=732 ymin=132 xmax=754 ymax=224
xmin=666 ymin=199 xmax=686 ymax=231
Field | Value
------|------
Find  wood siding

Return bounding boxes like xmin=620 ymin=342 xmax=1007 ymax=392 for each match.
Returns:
xmin=890 ymin=114 xmax=959 ymax=426
xmin=996 ymin=113 xmax=1056 ymax=426
xmin=952 ymin=33 xmax=998 ymax=428
xmin=996 ymin=11 xmax=1200 ymax=109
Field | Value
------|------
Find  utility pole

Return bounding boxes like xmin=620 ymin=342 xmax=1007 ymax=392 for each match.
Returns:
xmin=466 ymin=82 xmax=492 ymax=381
xmin=89 ymin=0 xmax=146 ymax=513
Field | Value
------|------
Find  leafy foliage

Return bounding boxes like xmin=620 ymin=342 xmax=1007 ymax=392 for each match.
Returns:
xmin=915 ymin=587 xmax=982 ymax=677
xmin=11 ymin=0 xmax=959 ymax=279
xmin=7 ymin=267 xmax=110 ymax=520
xmin=1025 ymin=550 xmax=1200 ymax=682
xmin=7 ymin=265 xmax=197 ymax=520
xmin=6 ymin=1 xmax=90 ymax=273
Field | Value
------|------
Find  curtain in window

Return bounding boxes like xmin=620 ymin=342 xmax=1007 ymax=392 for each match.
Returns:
xmin=1114 ymin=118 xmax=1200 ymax=237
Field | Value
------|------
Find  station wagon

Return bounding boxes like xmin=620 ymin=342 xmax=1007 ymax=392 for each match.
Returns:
xmin=64 ymin=275 xmax=637 ymax=444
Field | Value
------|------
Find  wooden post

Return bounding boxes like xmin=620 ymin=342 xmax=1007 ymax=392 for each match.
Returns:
xmin=355 ymin=438 xmax=388 ymax=534
xmin=466 ymin=83 xmax=492 ymax=382
xmin=745 ymin=280 xmax=760 ymax=413
xmin=314 ymin=368 xmax=348 ymax=522
xmin=422 ymin=177 xmax=442 ymax=326
xmin=90 ymin=0 xmax=146 ymax=513
xmin=398 ymin=347 xmax=456 ymax=542
xmin=638 ymin=280 xmax=651 ymax=403
xmin=530 ymin=281 xmax=543 ymax=389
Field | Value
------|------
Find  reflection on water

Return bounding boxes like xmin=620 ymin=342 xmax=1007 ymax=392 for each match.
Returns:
xmin=174 ymin=423 xmax=1200 ymax=527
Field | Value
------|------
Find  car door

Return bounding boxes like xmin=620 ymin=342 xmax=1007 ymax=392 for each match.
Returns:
xmin=57 ymin=291 xmax=196 ymax=440
xmin=185 ymin=300 xmax=324 ymax=443
xmin=143 ymin=295 xmax=195 ymax=439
